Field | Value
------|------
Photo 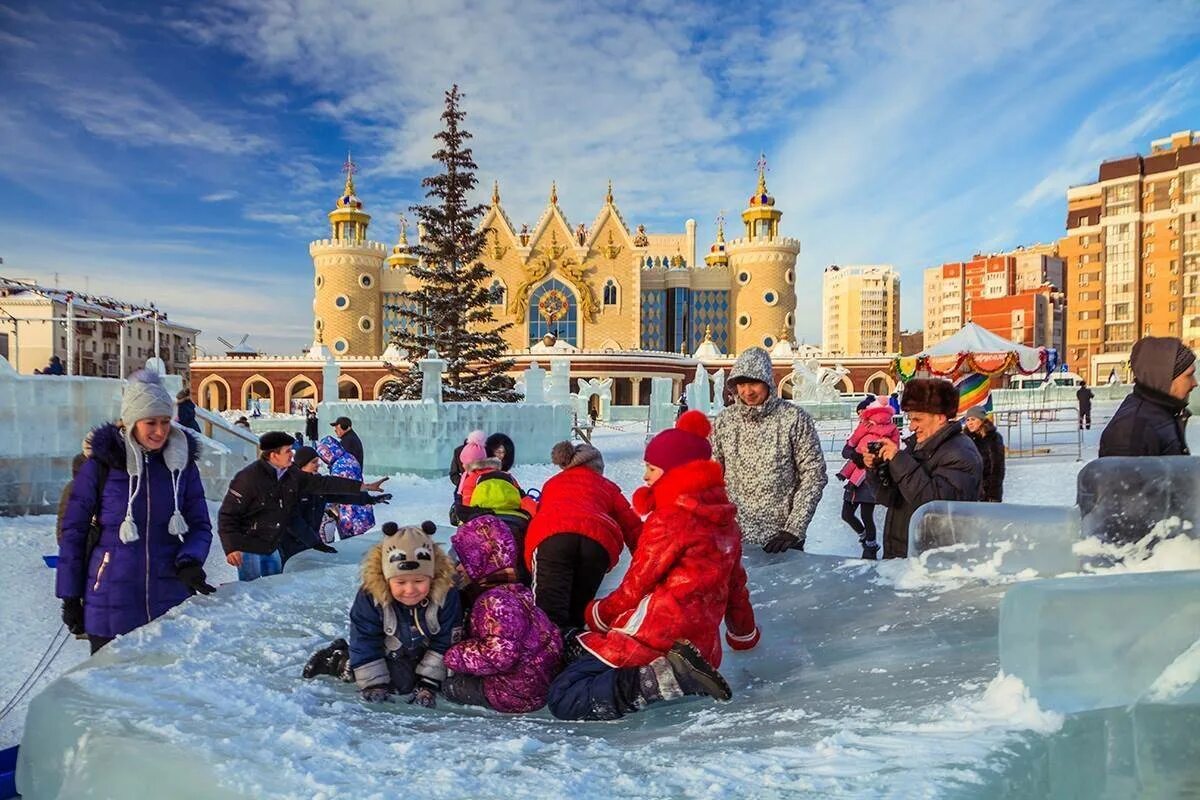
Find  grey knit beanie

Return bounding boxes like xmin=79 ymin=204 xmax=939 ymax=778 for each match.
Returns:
xmin=121 ymin=369 xmax=175 ymax=427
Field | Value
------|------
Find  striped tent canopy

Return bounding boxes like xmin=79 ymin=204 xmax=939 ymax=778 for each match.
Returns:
xmin=895 ymin=322 xmax=1046 ymax=381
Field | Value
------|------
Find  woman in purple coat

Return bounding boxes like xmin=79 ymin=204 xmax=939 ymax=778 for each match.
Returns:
xmin=443 ymin=515 xmax=563 ymax=713
xmin=57 ymin=371 xmax=215 ymax=653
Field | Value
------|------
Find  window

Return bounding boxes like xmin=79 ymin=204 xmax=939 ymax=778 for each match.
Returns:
xmin=489 ymin=279 xmax=506 ymax=307
xmin=785 ymin=312 xmax=794 ymax=328
xmin=763 ymin=290 xmax=777 ymax=306
xmin=358 ymin=274 xmax=373 ymax=289
xmin=335 ymin=295 xmax=350 ymax=309
xmin=763 ymin=336 xmax=774 ymax=348
xmin=785 ymin=269 xmax=794 ymax=285
xmin=314 ymin=317 xmax=324 ymax=331
xmin=315 ymin=275 xmax=324 ymax=289
xmin=603 ymin=279 xmax=618 ymax=306
xmin=738 ymin=314 xmax=751 ymax=328
xmin=737 ymin=271 xmax=751 ymax=285
xmin=1145 ymin=304 xmax=1153 ymax=314
xmin=358 ymin=316 xmax=373 ymax=332
xmin=1078 ymin=273 xmax=1089 ymax=286
xmin=1082 ymin=235 xmax=1090 ymax=246
xmin=333 ymin=338 xmax=348 ymax=353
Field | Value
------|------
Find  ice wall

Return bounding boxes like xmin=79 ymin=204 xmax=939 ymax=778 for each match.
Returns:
xmin=908 ymin=501 xmax=1081 ymax=575
xmin=1000 ymin=570 xmax=1200 ymax=714
xmin=319 ymin=400 xmax=574 ymax=475
xmin=0 ymin=357 xmax=252 ymax=513
xmin=1077 ymin=456 xmax=1200 ymax=544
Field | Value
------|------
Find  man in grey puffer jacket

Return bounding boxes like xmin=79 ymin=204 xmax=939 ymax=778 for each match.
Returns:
xmin=712 ymin=347 xmax=828 ymax=552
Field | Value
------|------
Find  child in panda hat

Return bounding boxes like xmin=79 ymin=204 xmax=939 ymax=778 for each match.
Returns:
xmin=303 ymin=521 xmax=462 ymax=708
xmin=546 ymin=411 xmax=759 ymax=721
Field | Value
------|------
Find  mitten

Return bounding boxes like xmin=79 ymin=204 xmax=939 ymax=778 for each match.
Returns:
xmin=409 ymin=676 xmax=439 ymax=708
xmin=725 ymin=625 xmax=761 ymax=651
xmin=561 ymin=627 xmax=586 ymax=664
xmin=302 ymin=638 xmax=350 ymax=680
xmin=313 ymin=542 xmax=338 ymax=554
xmin=359 ymin=685 xmax=394 ymax=703
xmin=61 ymin=597 xmax=85 ymax=635
xmin=762 ymin=531 xmax=799 ymax=553
xmin=176 ymin=562 xmax=216 ymax=595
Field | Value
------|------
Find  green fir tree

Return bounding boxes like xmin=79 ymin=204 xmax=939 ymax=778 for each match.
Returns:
xmin=382 ymin=85 xmax=518 ymax=402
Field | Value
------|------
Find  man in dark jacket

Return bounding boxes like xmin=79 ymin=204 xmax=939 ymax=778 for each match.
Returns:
xmin=864 ymin=378 xmax=983 ymax=559
xmin=1076 ymin=382 xmax=1094 ymax=430
xmin=176 ymin=388 xmax=201 ymax=433
xmin=305 ymin=408 xmax=319 ymax=443
xmin=219 ymin=431 xmax=388 ymax=580
xmin=1099 ymin=337 xmax=1195 ymax=458
xmin=331 ymin=416 xmax=365 ymax=467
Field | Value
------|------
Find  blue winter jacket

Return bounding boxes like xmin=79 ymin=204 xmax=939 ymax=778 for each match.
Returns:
xmin=56 ymin=423 xmax=213 ymax=638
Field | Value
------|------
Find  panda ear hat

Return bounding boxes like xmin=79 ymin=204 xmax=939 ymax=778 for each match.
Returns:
xmin=380 ymin=521 xmax=439 ymax=580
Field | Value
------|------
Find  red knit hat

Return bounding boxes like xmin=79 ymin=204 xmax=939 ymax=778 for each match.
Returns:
xmin=644 ymin=410 xmax=713 ymax=473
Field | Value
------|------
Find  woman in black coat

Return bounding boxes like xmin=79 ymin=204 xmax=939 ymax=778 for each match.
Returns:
xmin=962 ymin=407 xmax=1005 ymax=502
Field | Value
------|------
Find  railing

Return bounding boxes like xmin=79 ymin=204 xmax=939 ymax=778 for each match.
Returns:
xmin=193 ymin=406 xmax=259 ymax=461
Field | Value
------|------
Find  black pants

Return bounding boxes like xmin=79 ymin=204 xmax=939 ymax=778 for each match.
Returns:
xmin=840 ymin=498 xmax=877 ymax=541
xmin=443 ymin=674 xmax=493 ymax=709
xmin=531 ymin=533 xmax=610 ymax=631
xmin=88 ymin=635 xmax=113 ymax=655
xmin=1079 ymin=408 xmax=1091 ymax=429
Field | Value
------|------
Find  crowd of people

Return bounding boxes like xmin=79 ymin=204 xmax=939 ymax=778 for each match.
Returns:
xmin=52 ymin=335 xmax=1195 ymax=718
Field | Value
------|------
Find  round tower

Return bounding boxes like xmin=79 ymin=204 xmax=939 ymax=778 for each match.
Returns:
xmin=725 ymin=155 xmax=800 ymax=354
xmin=309 ymin=154 xmax=386 ymax=358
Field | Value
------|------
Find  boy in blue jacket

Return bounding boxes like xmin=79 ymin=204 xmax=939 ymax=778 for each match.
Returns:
xmin=303 ymin=521 xmax=462 ymax=708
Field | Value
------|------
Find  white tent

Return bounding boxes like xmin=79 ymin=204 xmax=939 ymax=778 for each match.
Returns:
xmin=901 ymin=322 xmax=1046 ymax=378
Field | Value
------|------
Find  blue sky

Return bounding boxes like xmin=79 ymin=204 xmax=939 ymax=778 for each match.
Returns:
xmin=1 ymin=0 xmax=1198 ymax=355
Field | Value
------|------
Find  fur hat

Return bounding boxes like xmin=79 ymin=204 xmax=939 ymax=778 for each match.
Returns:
xmin=644 ymin=410 xmax=712 ymax=474
xmin=900 ymin=378 xmax=959 ymax=417
xmin=121 ymin=369 xmax=174 ymax=427
xmin=380 ymin=520 xmax=439 ymax=581
xmin=550 ymin=440 xmax=605 ymax=474
xmin=460 ymin=430 xmax=488 ymax=467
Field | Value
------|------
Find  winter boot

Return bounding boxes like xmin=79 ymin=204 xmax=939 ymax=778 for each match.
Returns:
xmin=636 ymin=641 xmax=732 ymax=706
xmin=861 ymin=540 xmax=879 ymax=560
xmin=303 ymin=638 xmax=352 ymax=681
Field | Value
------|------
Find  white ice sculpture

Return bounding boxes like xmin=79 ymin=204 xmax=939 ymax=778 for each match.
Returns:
xmin=685 ymin=363 xmax=712 ymax=415
xmin=523 ymin=361 xmax=545 ymax=404
xmin=712 ymin=368 xmax=726 ymax=411
xmin=648 ymin=376 xmax=676 ymax=433
xmin=788 ymin=358 xmax=849 ymax=404
xmin=574 ymin=377 xmax=613 ymax=421
xmin=546 ymin=358 xmax=571 ymax=405
xmin=418 ymin=350 xmax=446 ymax=403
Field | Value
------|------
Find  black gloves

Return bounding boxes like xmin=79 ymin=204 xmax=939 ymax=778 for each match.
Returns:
xmin=762 ymin=531 xmax=801 ymax=554
xmin=61 ymin=598 xmax=84 ymax=635
xmin=370 ymin=493 xmax=392 ymax=505
xmin=561 ymin=627 xmax=586 ymax=664
xmin=409 ymin=676 xmax=439 ymax=708
xmin=313 ymin=542 xmax=338 ymax=554
xmin=360 ymin=685 xmax=394 ymax=703
xmin=303 ymin=638 xmax=351 ymax=681
xmin=176 ymin=562 xmax=216 ymax=595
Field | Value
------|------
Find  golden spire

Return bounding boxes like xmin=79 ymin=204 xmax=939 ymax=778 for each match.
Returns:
xmin=605 ymin=179 xmax=614 ymax=205
xmin=397 ymin=213 xmax=409 ymax=245
xmin=715 ymin=210 xmax=726 ymax=242
xmin=491 ymin=180 xmax=500 ymax=206
xmin=550 ymin=180 xmax=558 ymax=206
xmin=342 ymin=149 xmax=357 ymax=196
xmin=704 ymin=324 xmax=713 ymax=342
xmin=756 ymin=151 xmax=768 ymax=195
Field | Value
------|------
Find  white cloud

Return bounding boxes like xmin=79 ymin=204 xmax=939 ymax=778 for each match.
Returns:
xmin=201 ymin=191 xmax=238 ymax=202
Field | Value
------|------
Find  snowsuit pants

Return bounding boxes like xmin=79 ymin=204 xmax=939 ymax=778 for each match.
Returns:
xmin=546 ymin=653 xmax=642 ymax=721
xmin=531 ymin=533 xmax=610 ymax=632
xmin=840 ymin=497 xmax=877 ymax=541
xmin=383 ymin=653 xmax=419 ymax=694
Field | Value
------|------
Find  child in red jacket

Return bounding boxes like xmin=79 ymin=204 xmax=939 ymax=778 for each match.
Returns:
xmin=525 ymin=441 xmax=642 ymax=633
xmin=546 ymin=411 xmax=760 ymax=721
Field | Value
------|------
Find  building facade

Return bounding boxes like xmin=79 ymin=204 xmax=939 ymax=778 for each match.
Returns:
xmin=0 ymin=278 xmax=199 ymax=380
xmin=821 ymin=264 xmax=901 ymax=356
xmin=1060 ymin=130 xmax=1200 ymax=383
xmin=310 ymin=165 xmax=800 ymax=360
xmin=923 ymin=246 xmax=1065 ymax=356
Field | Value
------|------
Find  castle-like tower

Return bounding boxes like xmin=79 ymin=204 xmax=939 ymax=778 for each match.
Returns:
xmin=724 ymin=158 xmax=801 ymax=353
xmin=309 ymin=158 xmax=386 ymax=358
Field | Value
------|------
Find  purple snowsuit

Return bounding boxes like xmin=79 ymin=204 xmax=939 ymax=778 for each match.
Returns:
xmin=56 ymin=424 xmax=213 ymax=639
xmin=316 ymin=435 xmax=374 ymax=538
xmin=446 ymin=515 xmax=563 ymax=713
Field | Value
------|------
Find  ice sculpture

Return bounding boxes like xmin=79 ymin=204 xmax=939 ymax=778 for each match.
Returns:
xmin=908 ymin=501 xmax=1081 ymax=575
xmin=1000 ymin=570 xmax=1200 ymax=714
xmin=1077 ymin=456 xmax=1200 ymax=544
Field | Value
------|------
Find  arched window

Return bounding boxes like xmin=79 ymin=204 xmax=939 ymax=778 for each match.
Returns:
xmin=527 ymin=278 xmax=578 ymax=346
xmin=489 ymin=279 xmax=506 ymax=307
xmin=603 ymin=279 xmax=618 ymax=306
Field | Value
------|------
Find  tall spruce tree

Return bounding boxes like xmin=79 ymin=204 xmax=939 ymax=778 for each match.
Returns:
xmin=382 ymin=85 xmax=518 ymax=402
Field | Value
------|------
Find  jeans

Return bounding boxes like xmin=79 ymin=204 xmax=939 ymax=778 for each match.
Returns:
xmin=237 ymin=550 xmax=283 ymax=582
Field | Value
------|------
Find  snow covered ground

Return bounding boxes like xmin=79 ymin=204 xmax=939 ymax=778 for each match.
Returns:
xmin=6 ymin=400 xmax=1184 ymax=799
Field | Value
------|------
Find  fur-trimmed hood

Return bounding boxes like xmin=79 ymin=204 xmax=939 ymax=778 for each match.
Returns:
xmin=360 ymin=538 xmax=456 ymax=608
xmin=465 ymin=456 xmax=503 ymax=473
xmin=632 ymin=458 xmax=735 ymax=524
xmin=87 ymin=422 xmax=201 ymax=471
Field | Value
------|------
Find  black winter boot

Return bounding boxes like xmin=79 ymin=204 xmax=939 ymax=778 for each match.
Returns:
xmin=861 ymin=540 xmax=879 ymax=560
xmin=637 ymin=641 xmax=732 ymax=705
xmin=303 ymin=638 xmax=351 ymax=681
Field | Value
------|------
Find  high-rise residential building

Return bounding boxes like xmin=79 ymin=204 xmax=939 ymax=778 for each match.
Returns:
xmin=922 ymin=246 xmax=1065 ymax=353
xmin=1060 ymin=130 xmax=1200 ymax=384
xmin=822 ymin=264 xmax=901 ymax=356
